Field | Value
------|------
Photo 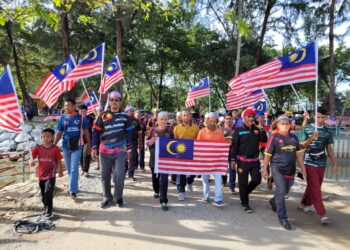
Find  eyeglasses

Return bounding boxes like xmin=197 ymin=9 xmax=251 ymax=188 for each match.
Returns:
xmin=109 ymin=99 xmax=121 ymax=102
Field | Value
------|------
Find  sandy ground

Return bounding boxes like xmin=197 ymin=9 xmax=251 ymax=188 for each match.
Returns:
xmin=0 ymin=152 xmax=349 ymax=250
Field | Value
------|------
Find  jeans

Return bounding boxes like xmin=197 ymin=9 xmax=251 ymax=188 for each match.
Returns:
xmin=202 ymin=174 xmax=223 ymax=202
xmin=62 ymin=147 xmax=83 ymax=194
xmin=100 ymin=151 xmax=127 ymax=201
xmin=271 ymin=168 xmax=294 ymax=221
xmin=229 ymin=167 xmax=236 ymax=190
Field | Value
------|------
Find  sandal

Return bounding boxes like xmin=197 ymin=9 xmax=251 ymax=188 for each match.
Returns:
xmin=298 ymin=206 xmax=314 ymax=215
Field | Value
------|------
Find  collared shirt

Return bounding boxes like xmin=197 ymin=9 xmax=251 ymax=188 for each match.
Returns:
xmin=231 ymin=124 xmax=268 ymax=161
xmin=197 ymin=127 xmax=225 ymax=141
xmin=173 ymin=123 xmax=200 ymax=139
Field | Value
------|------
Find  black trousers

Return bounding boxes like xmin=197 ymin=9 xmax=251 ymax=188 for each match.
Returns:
xmin=39 ymin=178 xmax=56 ymax=213
xmin=80 ymin=143 xmax=91 ymax=173
xmin=237 ymin=161 xmax=261 ymax=206
xmin=125 ymin=142 xmax=138 ymax=177
xmin=150 ymin=167 xmax=168 ymax=203
xmin=177 ymin=175 xmax=195 ymax=193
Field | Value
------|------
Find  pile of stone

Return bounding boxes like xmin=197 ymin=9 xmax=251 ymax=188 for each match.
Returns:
xmin=0 ymin=125 xmax=43 ymax=153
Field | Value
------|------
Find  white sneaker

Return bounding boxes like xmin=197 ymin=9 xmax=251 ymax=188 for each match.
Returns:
xmin=178 ymin=192 xmax=185 ymax=201
xmin=187 ymin=184 xmax=193 ymax=193
xmin=321 ymin=216 xmax=330 ymax=224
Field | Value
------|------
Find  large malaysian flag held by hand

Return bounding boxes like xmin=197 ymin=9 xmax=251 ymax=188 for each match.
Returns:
xmin=100 ymin=55 xmax=124 ymax=94
xmin=185 ymin=97 xmax=196 ymax=108
xmin=188 ymin=77 xmax=210 ymax=99
xmin=62 ymin=44 xmax=104 ymax=90
xmin=0 ymin=65 xmax=23 ymax=133
xmin=226 ymin=89 xmax=265 ymax=109
xmin=155 ymin=138 xmax=230 ymax=175
xmin=229 ymin=42 xmax=317 ymax=93
xmin=85 ymin=91 xmax=99 ymax=115
xmin=36 ymin=56 xmax=75 ymax=107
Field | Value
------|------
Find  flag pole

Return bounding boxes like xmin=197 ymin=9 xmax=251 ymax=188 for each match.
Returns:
xmin=98 ymin=43 xmax=105 ymax=104
xmin=315 ymin=40 xmax=319 ymax=132
xmin=262 ymin=88 xmax=275 ymax=114
xmin=208 ymin=77 xmax=211 ymax=111
xmin=290 ymin=83 xmax=309 ymax=116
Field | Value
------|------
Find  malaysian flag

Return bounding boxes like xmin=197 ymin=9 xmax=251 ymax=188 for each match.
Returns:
xmin=229 ymin=42 xmax=317 ymax=93
xmin=253 ymin=100 xmax=267 ymax=116
xmin=0 ymin=65 xmax=23 ymax=133
xmin=185 ymin=97 xmax=196 ymax=107
xmin=100 ymin=55 xmax=124 ymax=94
xmin=155 ymin=138 xmax=230 ymax=175
xmin=188 ymin=77 xmax=210 ymax=99
xmin=226 ymin=89 xmax=265 ymax=109
xmin=62 ymin=44 xmax=105 ymax=90
xmin=85 ymin=91 xmax=99 ymax=114
xmin=35 ymin=56 xmax=75 ymax=107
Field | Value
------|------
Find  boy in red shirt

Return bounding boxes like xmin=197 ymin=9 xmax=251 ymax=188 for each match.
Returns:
xmin=30 ymin=128 xmax=63 ymax=217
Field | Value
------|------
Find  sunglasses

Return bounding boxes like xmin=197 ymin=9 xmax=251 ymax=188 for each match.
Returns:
xmin=247 ymin=115 xmax=255 ymax=119
xmin=109 ymin=98 xmax=121 ymax=102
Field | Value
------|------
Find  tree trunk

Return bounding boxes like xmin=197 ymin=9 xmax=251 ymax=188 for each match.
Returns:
xmin=157 ymin=61 xmax=165 ymax=109
xmin=329 ymin=0 xmax=336 ymax=118
xmin=235 ymin=0 xmax=242 ymax=76
xmin=5 ymin=21 xmax=36 ymax=113
xmin=255 ymin=0 xmax=276 ymax=65
xmin=115 ymin=2 xmax=123 ymax=96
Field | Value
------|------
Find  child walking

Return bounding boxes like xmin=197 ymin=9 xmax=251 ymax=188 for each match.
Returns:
xmin=30 ymin=128 xmax=63 ymax=217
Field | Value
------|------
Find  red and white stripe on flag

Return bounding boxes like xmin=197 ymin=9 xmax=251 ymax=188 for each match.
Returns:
xmin=187 ymin=88 xmax=210 ymax=99
xmin=36 ymin=73 xmax=65 ymax=108
xmin=87 ymin=103 xmax=99 ymax=115
xmin=155 ymin=139 xmax=230 ymax=175
xmin=100 ymin=70 xmax=124 ymax=94
xmin=185 ymin=98 xmax=196 ymax=107
xmin=226 ymin=91 xmax=265 ymax=109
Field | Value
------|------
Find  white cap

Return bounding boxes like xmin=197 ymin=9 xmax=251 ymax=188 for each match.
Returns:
xmin=176 ymin=111 xmax=182 ymax=117
xmin=125 ymin=105 xmax=135 ymax=112
xmin=219 ymin=116 xmax=224 ymax=122
xmin=158 ymin=111 xmax=168 ymax=118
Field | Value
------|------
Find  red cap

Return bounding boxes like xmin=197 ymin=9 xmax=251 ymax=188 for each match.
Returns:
xmin=241 ymin=108 xmax=256 ymax=118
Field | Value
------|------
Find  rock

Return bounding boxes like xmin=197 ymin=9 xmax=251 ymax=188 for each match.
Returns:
xmin=0 ymin=146 xmax=11 ymax=152
xmin=16 ymin=141 xmax=37 ymax=151
xmin=14 ymin=132 xmax=33 ymax=143
xmin=24 ymin=124 xmax=34 ymax=133
xmin=10 ymin=133 xmax=18 ymax=140
xmin=0 ymin=139 xmax=12 ymax=148
xmin=0 ymin=133 xmax=13 ymax=141
xmin=30 ymin=128 xmax=42 ymax=142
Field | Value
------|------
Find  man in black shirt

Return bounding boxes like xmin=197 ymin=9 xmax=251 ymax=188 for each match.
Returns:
xmin=231 ymin=108 xmax=267 ymax=213
xmin=263 ymin=115 xmax=306 ymax=230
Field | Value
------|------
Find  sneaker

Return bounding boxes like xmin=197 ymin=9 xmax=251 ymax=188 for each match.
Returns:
xmin=242 ymin=205 xmax=253 ymax=213
xmin=201 ymin=196 xmax=210 ymax=203
xmin=213 ymin=201 xmax=225 ymax=207
xmin=116 ymin=198 xmax=123 ymax=208
xmin=153 ymin=193 xmax=159 ymax=199
xmin=84 ymin=172 xmax=90 ymax=177
xmin=230 ymin=189 xmax=238 ymax=195
xmin=321 ymin=216 xmax=330 ymax=224
xmin=161 ymin=203 xmax=168 ymax=211
xmin=140 ymin=168 xmax=146 ymax=172
xmin=269 ymin=199 xmax=277 ymax=212
xmin=178 ymin=192 xmax=185 ymax=201
xmin=187 ymin=184 xmax=193 ymax=193
xmin=132 ymin=177 xmax=137 ymax=181
xmin=70 ymin=193 xmax=77 ymax=199
xmin=101 ymin=199 xmax=112 ymax=209
xmin=280 ymin=219 xmax=292 ymax=230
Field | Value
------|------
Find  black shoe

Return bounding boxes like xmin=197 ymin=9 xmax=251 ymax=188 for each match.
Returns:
xmin=161 ymin=203 xmax=168 ymax=211
xmin=70 ymin=193 xmax=77 ymax=199
xmin=101 ymin=199 xmax=112 ymax=209
xmin=153 ymin=193 xmax=159 ymax=199
xmin=269 ymin=199 xmax=277 ymax=212
xmin=242 ymin=205 xmax=253 ymax=213
xmin=116 ymin=198 xmax=123 ymax=207
xmin=280 ymin=219 xmax=292 ymax=230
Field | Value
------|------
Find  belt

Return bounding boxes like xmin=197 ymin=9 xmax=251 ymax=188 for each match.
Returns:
xmin=237 ymin=155 xmax=259 ymax=162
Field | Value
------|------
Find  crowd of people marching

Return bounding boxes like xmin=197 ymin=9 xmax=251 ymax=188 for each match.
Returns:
xmin=29 ymin=90 xmax=339 ymax=231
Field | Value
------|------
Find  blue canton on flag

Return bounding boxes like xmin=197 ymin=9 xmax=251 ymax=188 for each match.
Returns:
xmin=158 ymin=138 xmax=194 ymax=160
xmin=85 ymin=91 xmax=99 ymax=114
xmin=254 ymin=100 xmax=267 ymax=116
xmin=188 ymin=77 xmax=210 ymax=99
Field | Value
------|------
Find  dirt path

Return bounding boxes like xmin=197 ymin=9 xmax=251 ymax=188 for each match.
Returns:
xmin=0 ymin=155 xmax=349 ymax=250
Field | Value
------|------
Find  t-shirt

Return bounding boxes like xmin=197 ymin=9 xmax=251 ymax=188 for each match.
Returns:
xmin=31 ymin=145 xmax=62 ymax=180
xmin=92 ymin=110 xmax=133 ymax=155
xmin=173 ymin=123 xmax=200 ymax=139
xmin=130 ymin=117 xmax=142 ymax=143
xmin=197 ymin=127 xmax=225 ymax=141
xmin=56 ymin=114 xmax=89 ymax=150
xmin=222 ymin=127 xmax=234 ymax=140
xmin=265 ymin=133 xmax=302 ymax=175
xmin=147 ymin=126 xmax=173 ymax=168
xmin=299 ymin=124 xmax=334 ymax=167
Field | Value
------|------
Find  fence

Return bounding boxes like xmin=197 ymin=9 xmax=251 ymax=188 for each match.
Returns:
xmin=333 ymin=138 xmax=350 ymax=158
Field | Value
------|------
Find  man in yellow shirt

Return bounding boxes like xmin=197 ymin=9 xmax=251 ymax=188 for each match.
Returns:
xmin=173 ymin=109 xmax=200 ymax=201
